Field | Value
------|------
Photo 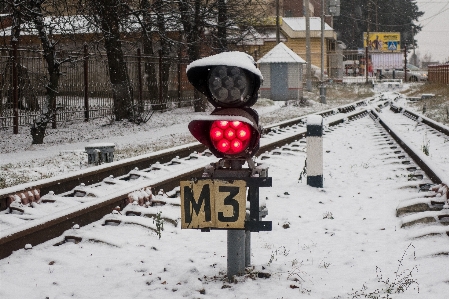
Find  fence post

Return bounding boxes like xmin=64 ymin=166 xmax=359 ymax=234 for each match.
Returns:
xmin=158 ymin=49 xmax=163 ymax=108
xmin=84 ymin=44 xmax=89 ymax=122
xmin=51 ymin=48 xmax=56 ymax=129
xmin=404 ymin=45 xmax=407 ymax=83
xmin=137 ymin=48 xmax=143 ymax=114
xmin=306 ymin=115 xmax=323 ymax=188
xmin=177 ymin=48 xmax=182 ymax=107
xmin=12 ymin=40 xmax=19 ymax=134
xmin=365 ymin=46 xmax=369 ymax=84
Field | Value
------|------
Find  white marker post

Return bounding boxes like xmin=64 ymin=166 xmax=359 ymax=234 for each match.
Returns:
xmin=306 ymin=115 xmax=323 ymax=188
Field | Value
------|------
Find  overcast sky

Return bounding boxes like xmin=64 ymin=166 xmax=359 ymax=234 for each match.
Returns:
xmin=414 ymin=0 xmax=449 ymax=63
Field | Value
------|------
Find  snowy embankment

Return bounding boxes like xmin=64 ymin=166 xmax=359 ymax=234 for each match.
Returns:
xmin=0 ymin=97 xmax=344 ymax=188
xmin=0 ymin=91 xmax=448 ymax=298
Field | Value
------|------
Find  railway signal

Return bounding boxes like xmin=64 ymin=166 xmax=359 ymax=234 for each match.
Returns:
xmin=186 ymin=52 xmax=262 ymax=160
xmin=181 ymin=52 xmax=272 ymax=278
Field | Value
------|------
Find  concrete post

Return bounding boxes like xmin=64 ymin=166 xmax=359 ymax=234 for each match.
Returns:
xmin=306 ymin=115 xmax=323 ymax=187
xmin=245 ymin=230 xmax=251 ymax=267
xmin=227 ymin=230 xmax=246 ymax=278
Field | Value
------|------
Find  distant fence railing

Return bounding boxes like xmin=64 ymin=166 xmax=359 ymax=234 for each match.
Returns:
xmin=428 ymin=64 xmax=449 ymax=84
xmin=327 ymin=49 xmax=406 ymax=80
xmin=0 ymin=45 xmax=195 ymax=131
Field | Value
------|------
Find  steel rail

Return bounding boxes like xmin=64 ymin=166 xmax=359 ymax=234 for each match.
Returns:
xmin=371 ymin=109 xmax=447 ymax=185
xmin=390 ymin=104 xmax=449 ymax=136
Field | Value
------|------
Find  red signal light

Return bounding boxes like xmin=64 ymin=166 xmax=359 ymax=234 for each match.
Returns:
xmin=209 ymin=120 xmax=252 ymax=155
xmin=231 ymin=139 xmax=243 ymax=152
xmin=217 ymin=121 xmax=229 ymax=129
xmin=216 ymin=139 xmax=231 ymax=152
xmin=224 ymin=128 xmax=236 ymax=139
xmin=230 ymin=121 xmax=241 ymax=128
xmin=210 ymin=127 xmax=224 ymax=141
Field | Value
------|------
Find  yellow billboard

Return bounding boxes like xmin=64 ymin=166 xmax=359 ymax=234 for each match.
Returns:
xmin=363 ymin=32 xmax=401 ymax=52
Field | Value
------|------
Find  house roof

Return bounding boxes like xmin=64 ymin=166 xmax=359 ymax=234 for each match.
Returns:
xmin=1 ymin=14 xmax=181 ymax=36
xmin=257 ymin=42 xmax=306 ymax=64
xmin=282 ymin=17 xmax=333 ymax=31
xmin=236 ymin=28 xmax=287 ymax=46
xmin=281 ymin=17 xmax=336 ymax=39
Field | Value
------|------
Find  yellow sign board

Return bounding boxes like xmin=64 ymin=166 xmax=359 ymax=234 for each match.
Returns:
xmin=180 ymin=179 xmax=247 ymax=229
xmin=363 ymin=32 xmax=401 ymax=52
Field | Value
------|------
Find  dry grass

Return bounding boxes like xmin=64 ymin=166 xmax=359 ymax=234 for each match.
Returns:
xmin=257 ymin=83 xmax=374 ymax=126
xmin=403 ymin=83 xmax=449 ymax=125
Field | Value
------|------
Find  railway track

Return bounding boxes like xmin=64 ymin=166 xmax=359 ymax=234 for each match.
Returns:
xmin=1 ymin=93 xmax=448 ymax=262
xmin=0 ymin=99 xmax=371 ymax=259
xmin=2 ymin=93 xmax=449 ymax=297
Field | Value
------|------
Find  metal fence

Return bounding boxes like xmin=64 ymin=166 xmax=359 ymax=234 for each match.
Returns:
xmin=428 ymin=64 xmax=449 ymax=84
xmin=0 ymin=45 xmax=195 ymax=131
xmin=328 ymin=49 xmax=406 ymax=80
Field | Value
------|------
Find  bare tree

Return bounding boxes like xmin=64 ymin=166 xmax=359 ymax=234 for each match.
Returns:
xmin=82 ymin=0 xmax=134 ymax=121
xmin=1 ymin=0 xmax=80 ymax=144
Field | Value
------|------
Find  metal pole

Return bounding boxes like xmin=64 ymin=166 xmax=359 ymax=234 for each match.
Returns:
xmin=320 ymin=0 xmax=325 ymax=82
xmin=305 ymin=0 xmax=312 ymax=92
xmin=227 ymin=161 xmax=246 ymax=279
xmin=137 ymin=48 xmax=143 ymax=113
xmin=366 ymin=1 xmax=370 ymax=84
xmin=84 ymin=44 xmax=89 ymax=122
xmin=276 ymin=0 xmax=280 ymax=44
xmin=320 ymin=0 xmax=326 ymax=104
xmin=52 ymin=48 xmax=57 ymax=129
xmin=177 ymin=47 xmax=182 ymax=108
xmin=227 ymin=230 xmax=246 ymax=278
xmin=365 ymin=46 xmax=369 ymax=84
xmin=12 ymin=40 xmax=18 ymax=134
xmin=404 ymin=44 xmax=408 ymax=83
xmin=158 ymin=49 xmax=163 ymax=108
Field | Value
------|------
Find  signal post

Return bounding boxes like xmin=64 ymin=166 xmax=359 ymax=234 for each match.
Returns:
xmin=180 ymin=52 xmax=272 ymax=279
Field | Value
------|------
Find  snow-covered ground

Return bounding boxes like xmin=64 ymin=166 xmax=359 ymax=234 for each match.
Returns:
xmin=0 ymin=88 xmax=367 ymax=189
xmin=1 ymin=104 xmax=448 ymax=298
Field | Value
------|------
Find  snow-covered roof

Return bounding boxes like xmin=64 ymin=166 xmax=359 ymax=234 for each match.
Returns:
xmin=282 ymin=17 xmax=333 ymax=31
xmin=236 ymin=28 xmax=287 ymax=46
xmin=0 ymin=14 xmax=181 ymax=36
xmin=257 ymin=42 xmax=306 ymax=64
xmin=281 ymin=17 xmax=336 ymax=40
xmin=1 ymin=15 xmax=99 ymax=36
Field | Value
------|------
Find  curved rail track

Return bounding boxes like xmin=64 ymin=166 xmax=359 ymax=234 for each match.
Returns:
xmin=1 ymin=94 xmax=448 ymax=260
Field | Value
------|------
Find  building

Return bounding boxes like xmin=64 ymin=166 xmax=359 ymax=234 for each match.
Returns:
xmin=236 ymin=16 xmax=336 ymax=72
xmin=257 ymin=42 xmax=306 ymax=101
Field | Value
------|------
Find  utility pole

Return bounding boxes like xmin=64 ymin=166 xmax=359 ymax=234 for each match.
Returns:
xmin=404 ymin=44 xmax=408 ymax=82
xmin=320 ymin=0 xmax=325 ymax=82
xmin=365 ymin=0 xmax=370 ymax=84
xmin=319 ymin=0 xmax=326 ymax=103
xmin=376 ymin=0 xmax=379 ymax=32
xmin=305 ymin=0 xmax=312 ymax=92
xmin=276 ymin=0 xmax=280 ymax=44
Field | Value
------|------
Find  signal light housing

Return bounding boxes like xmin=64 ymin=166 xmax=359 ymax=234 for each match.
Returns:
xmin=189 ymin=108 xmax=260 ymax=159
xmin=186 ymin=52 xmax=262 ymax=108
xmin=187 ymin=52 xmax=262 ymax=160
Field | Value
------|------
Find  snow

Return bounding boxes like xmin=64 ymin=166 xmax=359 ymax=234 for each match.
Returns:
xmin=257 ymin=42 xmax=306 ymax=64
xmin=1 ymin=90 xmax=448 ymax=298
xmin=186 ymin=52 xmax=263 ymax=80
xmin=307 ymin=115 xmax=323 ymax=126
xmin=282 ymin=17 xmax=333 ymax=32
xmin=85 ymin=143 xmax=116 ymax=148
xmin=376 ymin=99 xmax=449 ymax=186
